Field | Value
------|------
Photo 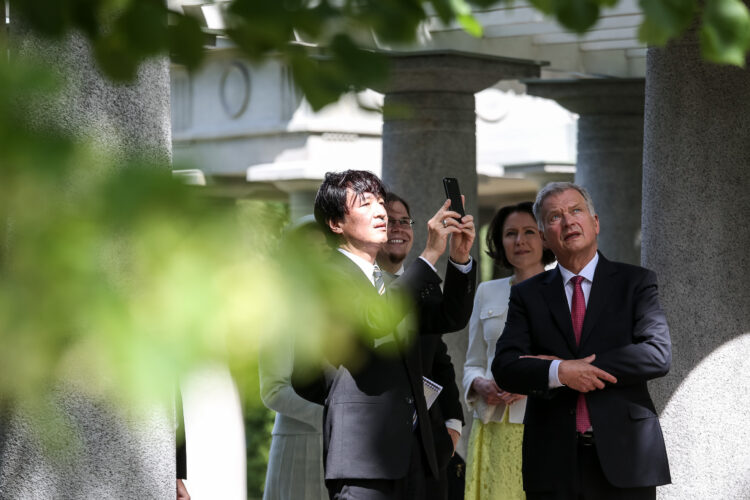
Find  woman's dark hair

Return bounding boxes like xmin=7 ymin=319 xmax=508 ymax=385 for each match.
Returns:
xmin=313 ymin=170 xmax=386 ymax=241
xmin=486 ymin=201 xmax=556 ymax=269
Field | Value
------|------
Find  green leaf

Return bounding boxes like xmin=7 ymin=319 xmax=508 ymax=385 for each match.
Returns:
xmin=458 ymin=13 xmax=483 ymax=36
xmin=700 ymin=0 xmax=750 ymax=66
xmin=118 ymin=1 xmax=168 ymax=56
xmin=554 ymin=0 xmax=601 ymax=33
xmin=448 ymin=0 xmax=483 ymax=36
xmin=92 ymin=32 xmax=141 ymax=81
xmin=10 ymin=0 xmax=69 ymax=37
xmin=350 ymin=0 xmax=425 ymax=44
xmin=168 ymin=13 xmax=205 ymax=70
xmin=526 ymin=0 xmax=555 ymax=15
xmin=637 ymin=0 xmax=697 ymax=45
xmin=429 ymin=0 xmax=455 ymax=24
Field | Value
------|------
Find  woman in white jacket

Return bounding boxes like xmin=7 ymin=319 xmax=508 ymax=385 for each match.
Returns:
xmin=463 ymin=202 xmax=555 ymax=500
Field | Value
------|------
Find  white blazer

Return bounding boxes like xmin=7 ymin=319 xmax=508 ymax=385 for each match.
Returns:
xmin=463 ymin=278 xmax=526 ymax=424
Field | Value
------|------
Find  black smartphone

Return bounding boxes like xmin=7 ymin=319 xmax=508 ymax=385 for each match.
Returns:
xmin=442 ymin=177 xmax=465 ymax=221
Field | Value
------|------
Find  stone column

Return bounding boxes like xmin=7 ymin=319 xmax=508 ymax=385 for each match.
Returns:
xmin=525 ymin=79 xmax=645 ymax=265
xmin=378 ymin=50 xmax=543 ymax=456
xmin=3 ymin=24 xmax=175 ymax=500
xmin=642 ymin=26 xmax=750 ymax=500
xmin=380 ymin=51 xmax=543 ymax=270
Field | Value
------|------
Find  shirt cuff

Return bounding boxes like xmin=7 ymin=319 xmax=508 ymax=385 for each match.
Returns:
xmin=548 ymin=359 xmax=564 ymax=388
xmin=418 ymin=256 xmax=438 ymax=273
xmin=445 ymin=419 xmax=462 ymax=435
xmin=449 ymin=257 xmax=473 ymax=274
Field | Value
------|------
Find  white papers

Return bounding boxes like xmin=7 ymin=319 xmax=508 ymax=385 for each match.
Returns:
xmin=423 ymin=376 xmax=443 ymax=410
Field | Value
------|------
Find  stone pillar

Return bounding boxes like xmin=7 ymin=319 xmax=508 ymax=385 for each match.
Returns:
xmin=642 ymin=26 xmax=750 ymax=500
xmin=3 ymin=24 xmax=175 ymax=500
xmin=525 ymin=79 xmax=645 ymax=265
xmin=380 ymin=51 xmax=543 ymax=270
xmin=378 ymin=50 xmax=543 ymax=456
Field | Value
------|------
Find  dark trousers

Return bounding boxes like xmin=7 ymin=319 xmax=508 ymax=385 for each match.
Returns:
xmin=527 ymin=439 xmax=656 ymax=500
xmin=326 ymin=432 xmax=427 ymax=500
xmin=424 ymin=469 xmax=448 ymax=500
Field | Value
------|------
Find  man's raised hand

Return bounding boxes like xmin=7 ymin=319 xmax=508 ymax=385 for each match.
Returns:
xmin=421 ymin=197 xmax=475 ymax=265
xmin=558 ymin=354 xmax=617 ymax=392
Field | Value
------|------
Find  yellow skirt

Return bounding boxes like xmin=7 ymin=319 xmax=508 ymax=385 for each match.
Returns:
xmin=464 ymin=414 xmax=525 ymax=500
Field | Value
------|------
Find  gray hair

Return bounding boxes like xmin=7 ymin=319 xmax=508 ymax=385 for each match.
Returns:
xmin=533 ymin=182 xmax=597 ymax=231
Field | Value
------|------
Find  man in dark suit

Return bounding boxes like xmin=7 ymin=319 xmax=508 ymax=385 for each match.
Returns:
xmin=304 ymin=170 xmax=476 ymax=500
xmin=376 ymin=192 xmax=465 ymax=500
xmin=492 ymin=182 xmax=671 ymax=500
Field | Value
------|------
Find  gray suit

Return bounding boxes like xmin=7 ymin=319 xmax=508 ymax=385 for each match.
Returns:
xmin=260 ymin=333 xmax=327 ymax=500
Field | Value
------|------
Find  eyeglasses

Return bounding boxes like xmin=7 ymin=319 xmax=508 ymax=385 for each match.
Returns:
xmin=387 ymin=218 xmax=415 ymax=228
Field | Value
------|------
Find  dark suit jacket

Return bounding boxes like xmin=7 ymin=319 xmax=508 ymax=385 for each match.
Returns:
xmin=297 ymin=252 xmax=475 ymax=482
xmin=420 ymin=335 xmax=464 ymax=472
xmin=492 ymin=253 xmax=671 ymax=492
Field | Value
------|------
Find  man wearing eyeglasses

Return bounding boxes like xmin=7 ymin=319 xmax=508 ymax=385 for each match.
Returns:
xmin=377 ymin=192 xmax=467 ymax=500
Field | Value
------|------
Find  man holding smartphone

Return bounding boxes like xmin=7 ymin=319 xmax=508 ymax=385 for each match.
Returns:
xmin=376 ymin=191 xmax=467 ymax=500
xmin=299 ymin=170 xmax=475 ymax=500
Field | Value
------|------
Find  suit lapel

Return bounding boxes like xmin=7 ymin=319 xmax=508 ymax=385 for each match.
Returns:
xmin=579 ymin=253 xmax=616 ymax=348
xmin=541 ymin=268 xmax=578 ymax=354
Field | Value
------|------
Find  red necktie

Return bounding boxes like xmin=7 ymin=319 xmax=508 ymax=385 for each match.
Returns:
xmin=571 ymin=276 xmax=591 ymax=433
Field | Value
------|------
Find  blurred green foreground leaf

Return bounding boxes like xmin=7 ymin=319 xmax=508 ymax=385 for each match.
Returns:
xmin=0 ymin=51 xmax=411 ymax=431
xmin=10 ymin=0 xmax=750 ymax=112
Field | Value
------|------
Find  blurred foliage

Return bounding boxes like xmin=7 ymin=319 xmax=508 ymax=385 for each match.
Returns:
xmin=0 ymin=36 xmax=410 ymax=456
xmin=3 ymin=0 xmax=750 ymax=490
xmin=8 ymin=0 xmax=750 ymax=112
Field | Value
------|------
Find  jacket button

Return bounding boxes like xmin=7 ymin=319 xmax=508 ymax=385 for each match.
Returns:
xmin=406 ymin=397 xmax=414 ymax=404
xmin=488 ymin=309 xmax=493 ymax=315
xmin=569 ymin=409 xmax=575 ymax=415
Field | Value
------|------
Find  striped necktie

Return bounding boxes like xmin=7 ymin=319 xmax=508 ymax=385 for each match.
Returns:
xmin=373 ymin=265 xmax=386 ymax=296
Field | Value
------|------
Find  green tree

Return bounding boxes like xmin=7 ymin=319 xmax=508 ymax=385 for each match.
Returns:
xmin=6 ymin=0 xmax=750 ymax=111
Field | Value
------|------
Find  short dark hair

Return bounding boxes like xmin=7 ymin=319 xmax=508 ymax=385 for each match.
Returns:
xmin=313 ymin=170 xmax=386 ymax=233
xmin=486 ymin=201 xmax=556 ymax=269
xmin=385 ymin=192 xmax=411 ymax=217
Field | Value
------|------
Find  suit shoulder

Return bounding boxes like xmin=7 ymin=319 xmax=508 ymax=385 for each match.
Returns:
xmin=604 ymin=260 xmax=660 ymax=290
xmin=513 ymin=269 xmax=554 ymax=291
xmin=608 ymin=260 xmax=657 ymax=279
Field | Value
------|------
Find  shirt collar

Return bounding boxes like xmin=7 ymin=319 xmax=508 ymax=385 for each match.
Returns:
xmin=394 ymin=265 xmax=405 ymax=277
xmin=338 ymin=248 xmax=376 ymax=283
xmin=558 ymin=252 xmax=599 ymax=286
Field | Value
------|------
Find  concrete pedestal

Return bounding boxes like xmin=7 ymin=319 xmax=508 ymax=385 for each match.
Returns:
xmin=642 ymin=27 xmax=750 ymax=499
xmin=526 ymin=79 xmax=645 ymax=265
xmin=378 ymin=50 xmax=544 ymax=456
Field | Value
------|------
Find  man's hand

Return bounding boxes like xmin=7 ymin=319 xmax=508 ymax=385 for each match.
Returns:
xmin=420 ymin=198 xmax=473 ymax=265
xmin=448 ymin=196 xmax=475 ymax=264
xmin=558 ymin=354 xmax=617 ymax=392
xmin=177 ymin=479 xmax=190 ymax=500
xmin=447 ymin=428 xmax=460 ymax=455
xmin=499 ymin=391 xmax=526 ymax=405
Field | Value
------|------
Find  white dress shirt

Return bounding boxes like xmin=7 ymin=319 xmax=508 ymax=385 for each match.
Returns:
xmin=548 ymin=252 xmax=599 ymax=388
